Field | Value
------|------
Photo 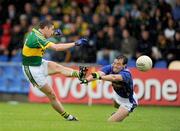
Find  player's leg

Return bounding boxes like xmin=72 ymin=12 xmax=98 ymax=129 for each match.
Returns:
xmin=108 ymin=106 xmax=129 ymax=122
xmin=22 ymin=64 xmax=78 ymax=121
xmin=108 ymin=92 xmax=135 ymax=122
xmin=47 ymin=61 xmax=87 ymax=80
xmin=113 ymin=100 xmax=120 ymax=108
xmin=40 ymin=83 xmax=78 ymax=121
xmin=40 ymin=84 xmax=64 ymax=113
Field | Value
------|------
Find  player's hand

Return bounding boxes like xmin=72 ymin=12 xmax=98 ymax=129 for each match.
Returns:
xmin=80 ymin=79 xmax=88 ymax=85
xmin=54 ymin=29 xmax=63 ymax=36
xmin=75 ymin=38 xmax=88 ymax=46
xmin=92 ymin=72 xmax=101 ymax=79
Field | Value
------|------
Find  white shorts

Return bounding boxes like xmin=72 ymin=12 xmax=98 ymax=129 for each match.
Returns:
xmin=114 ymin=91 xmax=138 ymax=112
xmin=22 ymin=59 xmax=49 ymax=88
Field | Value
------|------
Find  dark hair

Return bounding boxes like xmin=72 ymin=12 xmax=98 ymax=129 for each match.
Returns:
xmin=38 ymin=20 xmax=53 ymax=29
xmin=116 ymin=55 xmax=128 ymax=65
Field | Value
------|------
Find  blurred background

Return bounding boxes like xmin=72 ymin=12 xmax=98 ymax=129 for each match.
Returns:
xmin=0 ymin=1 xmax=180 ymax=130
xmin=0 ymin=0 xmax=180 ymax=64
xmin=0 ymin=0 xmax=179 ymax=103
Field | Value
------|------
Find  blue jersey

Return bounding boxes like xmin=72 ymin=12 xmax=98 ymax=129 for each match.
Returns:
xmin=101 ymin=65 xmax=134 ymax=103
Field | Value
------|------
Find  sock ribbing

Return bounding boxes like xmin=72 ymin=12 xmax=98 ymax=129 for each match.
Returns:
xmin=61 ymin=111 xmax=69 ymax=119
xmin=71 ymin=71 xmax=79 ymax=77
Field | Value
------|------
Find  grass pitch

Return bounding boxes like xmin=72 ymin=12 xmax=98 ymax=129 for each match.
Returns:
xmin=0 ymin=102 xmax=179 ymax=131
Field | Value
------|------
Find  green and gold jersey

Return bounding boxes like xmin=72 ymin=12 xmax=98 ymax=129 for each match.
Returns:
xmin=22 ymin=28 xmax=54 ymax=66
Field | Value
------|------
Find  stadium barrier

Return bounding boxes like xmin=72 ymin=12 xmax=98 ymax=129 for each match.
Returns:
xmin=29 ymin=66 xmax=180 ymax=106
xmin=0 ymin=62 xmax=30 ymax=94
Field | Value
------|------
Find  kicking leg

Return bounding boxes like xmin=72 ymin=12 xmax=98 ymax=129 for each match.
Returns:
xmin=47 ymin=61 xmax=87 ymax=80
xmin=47 ymin=61 xmax=75 ymax=76
xmin=40 ymin=84 xmax=78 ymax=121
xmin=108 ymin=106 xmax=129 ymax=122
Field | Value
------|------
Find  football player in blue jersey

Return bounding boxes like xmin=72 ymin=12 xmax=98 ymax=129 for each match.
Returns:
xmin=81 ymin=55 xmax=138 ymax=122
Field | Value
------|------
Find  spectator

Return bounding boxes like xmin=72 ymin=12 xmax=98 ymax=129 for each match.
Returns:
xmin=172 ymin=0 xmax=180 ymax=21
xmin=120 ymin=29 xmax=137 ymax=59
xmin=172 ymin=30 xmax=180 ymax=60
xmin=75 ymin=15 xmax=89 ymax=37
xmin=0 ymin=4 xmax=5 ymax=25
xmin=8 ymin=25 xmax=24 ymax=60
xmin=60 ymin=14 xmax=72 ymax=36
xmin=82 ymin=6 xmax=93 ymax=23
xmin=90 ymin=14 xmax=103 ymax=35
xmin=54 ymin=6 xmax=63 ymax=21
xmin=24 ymin=3 xmax=35 ymax=23
xmin=97 ymin=27 xmax=120 ymax=64
xmin=70 ymin=8 xmax=79 ymax=23
xmin=0 ymin=0 xmax=179 ymax=65
xmin=31 ymin=16 xmax=40 ymax=26
xmin=95 ymin=0 xmax=110 ymax=24
xmin=113 ymin=0 xmax=131 ymax=18
xmin=7 ymin=4 xmax=18 ymax=24
xmin=157 ymin=0 xmax=172 ymax=17
xmin=33 ymin=0 xmax=44 ymax=12
xmin=0 ymin=24 xmax=11 ymax=55
xmin=130 ymin=3 xmax=141 ymax=19
xmin=103 ymin=15 xmax=116 ymax=33
xmin=19 ymin=14 xmax=29 ymax=34
xmin=152 ymin=33 xmax=172 ymax=61
xmin=106 ymin=15 xmax=116 ymax=28
xmin=164 ymin=18 xmax=176 ymax=41
xmin=115 ymin=17 xmax=129 ymax=38
xmin=40 ymin=5 xmax=49 ymax=21
xmin=135 ymin=30 xmax=153 ymax=59
xmin=95 ymin=29 xmax=106 ymax=51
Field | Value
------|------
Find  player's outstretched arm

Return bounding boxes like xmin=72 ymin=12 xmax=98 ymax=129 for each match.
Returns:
xmin=91 ymin=72 xmax=123 ymax=82
xmin=48 ymin=42 xmax=75 ymax=51
xmin=48 ymin=38 xmax=88 ymax=51
xmin=80 ymin=71 xmax=105 ymax=84
xmin=100 ymin=74 xmax=123 ymax=82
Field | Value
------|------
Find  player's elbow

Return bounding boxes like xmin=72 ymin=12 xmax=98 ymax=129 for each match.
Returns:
xmin=112 ymin=75 xmax=122 ymax=81
xmin=54 ymin=45 xmax=62 ymax=51
xmin=54 ymin=47 xmax=59 ymax=51
xmin=50 ymin=44 xmax=63 ymax=51
xmin=112 ymin=76 xmax=118 ymax=81
xmin=49 ymin=44 xmax=57 ymax=51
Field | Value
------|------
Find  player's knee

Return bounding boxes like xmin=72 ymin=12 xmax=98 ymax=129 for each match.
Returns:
xmin=49 ymin=62 xmax=63 ymax=73
xmin=113 ymin=101 xmax=120 ymax=108
xmin=54 ymin=64 xmax=63 ymax=73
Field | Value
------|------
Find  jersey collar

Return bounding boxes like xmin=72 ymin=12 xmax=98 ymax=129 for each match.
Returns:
xmin=32 ymin=28 xmax=43 ymax=36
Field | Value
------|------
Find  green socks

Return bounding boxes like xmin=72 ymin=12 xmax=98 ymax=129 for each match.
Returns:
xmin=61 ymin=111 xmax=78 ymax=121
xmin=71 ymin=71 xmax=79 ymax=77
xmin=61 ymin=111 xmax=69 ymax=119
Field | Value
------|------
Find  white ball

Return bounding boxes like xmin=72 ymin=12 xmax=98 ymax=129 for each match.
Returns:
xmin=136 ymin=55 xmax=153 ymax=72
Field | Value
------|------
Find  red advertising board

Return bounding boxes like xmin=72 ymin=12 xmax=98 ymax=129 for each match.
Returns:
xmin=29 ymin=67 xmax=180 ymax=106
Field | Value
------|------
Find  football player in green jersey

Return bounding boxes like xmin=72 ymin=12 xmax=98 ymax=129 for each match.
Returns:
xmin=22 ymin=20 xmax=88 ymax=121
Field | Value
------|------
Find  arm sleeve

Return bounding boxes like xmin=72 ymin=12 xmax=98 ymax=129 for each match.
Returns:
xmin=44 ymin=42 xmax=55 ymax=48
xmin=35 ymin=34 xmax=55 ymax=49
xmin=120 ymin=71 xmax=131 ymax=82
xmin=101 ymin=65 xmax=112 ymax=75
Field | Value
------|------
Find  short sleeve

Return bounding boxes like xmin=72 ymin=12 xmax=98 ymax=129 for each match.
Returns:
xmin=36 ymin=36 xmax=51 ymax=49
xmin=44 ymin=42 xmax=55 ymax=48
xmin=120 ymin=71 xmax=131 ymax=82
xmin=101 ymin=65 xmax=112 ymax=75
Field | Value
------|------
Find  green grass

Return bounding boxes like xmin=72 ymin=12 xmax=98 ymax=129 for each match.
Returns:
xmin=0 ymin=102 xmax=180 ymax=131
